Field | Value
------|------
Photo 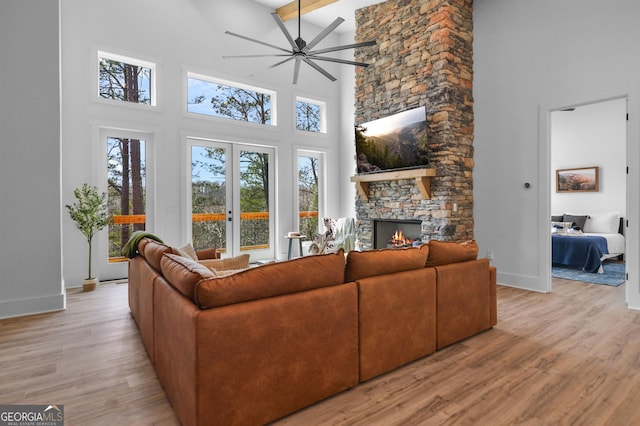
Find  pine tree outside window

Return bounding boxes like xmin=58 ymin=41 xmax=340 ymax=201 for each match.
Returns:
xmin=98 ymin=51 xmax=155 ymax=106
xmin=296 ymin=97 xmax=325 ymax=133
xmin=187 ymin=73 xmax=276 ymax=126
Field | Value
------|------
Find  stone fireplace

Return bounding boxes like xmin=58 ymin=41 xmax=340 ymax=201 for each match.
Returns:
xmin=354 ymin=0 xmax=474 ymax=250
xmin=374 ymin=219 xmax=422 ymax=249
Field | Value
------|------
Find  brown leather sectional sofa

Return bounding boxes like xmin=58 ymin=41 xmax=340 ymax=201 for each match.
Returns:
xmin=128 ymin=238 xmax=497 ymax=426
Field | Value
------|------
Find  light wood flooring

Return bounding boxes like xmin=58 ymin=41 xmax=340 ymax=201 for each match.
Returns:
xmin=2 ymin=278 xmax=640 ymax=425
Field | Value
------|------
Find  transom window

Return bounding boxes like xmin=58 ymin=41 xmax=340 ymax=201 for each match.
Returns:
xmin=296 ymin=97 xmax=326 ymax=133
xmin=187 ymin=73 xmax=276 ymax=126
xmin=98 ymin=51 xmax=155 ymax=106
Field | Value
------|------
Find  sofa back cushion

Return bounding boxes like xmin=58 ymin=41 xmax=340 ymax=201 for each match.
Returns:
xmin=160 ymin=253 xmax=216 ymax=300
xmin=138 ymin=238 xmax=173 ymax=272
xmin=426 ymin=240 xmax=478 ymax=267
xmin=194 ymin=250 xmax=346 ymax=309
xmin=344 ymin=244 xmax=429 ymax=282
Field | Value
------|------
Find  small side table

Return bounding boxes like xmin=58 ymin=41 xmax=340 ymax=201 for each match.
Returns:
xmin=285 ymin=235 xmax=306 ymax=259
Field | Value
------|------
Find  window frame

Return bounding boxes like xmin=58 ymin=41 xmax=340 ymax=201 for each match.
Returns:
xmin=96 ymin=50 xmax=158 ymax=108
xmin=295 ymin=96 xmax=327 ymax=134
xmin=186 ymin=71 xmax=278 ymax=127
xmin=294 ymin=148 xmax=326 ymax=238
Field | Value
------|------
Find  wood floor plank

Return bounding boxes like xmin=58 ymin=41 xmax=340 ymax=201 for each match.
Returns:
xmin=1 ymin=278 xmax=640 ymax=425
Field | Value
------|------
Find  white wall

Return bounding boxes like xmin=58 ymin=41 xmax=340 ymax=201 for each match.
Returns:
xmin=60 ymin=0 xmax=345 ymax=286
xmin=0 ymin=1 xmax=64 ymax=318
xmin=473 ymin=0 xmax=640 ymax=308
xmin=551 ymin=99 xmax=626 ymax=216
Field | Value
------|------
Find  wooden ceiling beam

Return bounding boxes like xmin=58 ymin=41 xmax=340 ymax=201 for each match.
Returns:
xmin=276 ymin=0 xmax=339 ymax=21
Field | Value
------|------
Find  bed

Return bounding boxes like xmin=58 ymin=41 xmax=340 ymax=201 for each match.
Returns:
xmin=551 ymin=212 xmax=625 ymax=273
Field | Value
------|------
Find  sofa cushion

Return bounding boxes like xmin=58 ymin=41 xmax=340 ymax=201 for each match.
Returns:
xmin=138 ymin=238 xmax=173 ymax=272
xmin=160 ymin=253 xmax=216 ymax=300
xmin=426 ymin=240 xmax=478 ymax=267
xmin=344 ymin=245 xmax=429 ymax=282
xmin=194 ymin=250 xmax=346 ymax=309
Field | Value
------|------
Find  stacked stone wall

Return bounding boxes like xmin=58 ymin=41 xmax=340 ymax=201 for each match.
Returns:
xmin=354 ymin=0 xmax=474 ymax=248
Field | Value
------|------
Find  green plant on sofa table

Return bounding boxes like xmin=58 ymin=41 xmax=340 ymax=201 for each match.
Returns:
xmin=66 ymin=183 xmax=110 ymax=290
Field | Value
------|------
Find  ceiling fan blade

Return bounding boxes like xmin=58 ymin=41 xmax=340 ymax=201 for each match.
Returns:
xmin=270 ymin=56 xmax=296 ymax=69
xmin=223 ymin=54 xmax=291 ymax=59
xmin=270 ymin=13 xmax=299 ymax=51
xmin=225 ymin=31 xmax=291 ymax=54
xmin=308 ymin=56 xmax=371 ymax=68
xmin=309 ymin=40 xmax=376 ymax=55
xmin=304 ymin=17 xmax=345 ymax=52
xmin=302 ymin=58 xmax=337 ymax=82
xmin=293 ymin=57 xmax=301 ymax=84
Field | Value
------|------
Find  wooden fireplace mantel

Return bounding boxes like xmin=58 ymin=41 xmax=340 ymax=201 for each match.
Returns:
xmin=350 ymin=168 xmax=437 ymax=200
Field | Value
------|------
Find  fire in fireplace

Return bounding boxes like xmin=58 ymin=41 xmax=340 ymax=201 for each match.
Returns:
xmin=389 ymin=230 xmax=416 ymax=248
xmin=374 ymin=219 xmax=422 ymax=249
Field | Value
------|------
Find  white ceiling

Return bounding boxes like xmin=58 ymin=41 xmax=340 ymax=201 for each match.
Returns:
xmin=251 ymin=0 xmax=387 ymax=33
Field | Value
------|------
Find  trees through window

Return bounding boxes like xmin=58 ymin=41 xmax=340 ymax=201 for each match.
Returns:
xmin=187 ymin=74 xmax=275 ymax=125
xmin=296 ymin=97 xmax=325 ymax=133
xmin=298 ymin=152 xmax=323 ymax=240
xmin=107 ymin=137 xmax=146 ymax=260
xmin=98 ymin=51 xmax=154 ymax=105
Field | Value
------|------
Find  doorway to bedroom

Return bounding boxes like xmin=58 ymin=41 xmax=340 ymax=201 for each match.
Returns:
xmin=549 ymin=98 xmax=627 ymax=290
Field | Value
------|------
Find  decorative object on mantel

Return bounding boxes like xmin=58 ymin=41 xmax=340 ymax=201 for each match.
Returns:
xmin=66 ymin=183 xmax=111 ymax=291
xmin=350 ymin=168 xmax=436 ymax=200
xmin=556 ymin=166 xmax=599 ymax=192
xmin=223 ymin=0 xmax=376 ymax=84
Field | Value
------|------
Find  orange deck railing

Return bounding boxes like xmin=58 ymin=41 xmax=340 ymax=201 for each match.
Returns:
xmin=109 ymin=211 xmax=318 ymax=262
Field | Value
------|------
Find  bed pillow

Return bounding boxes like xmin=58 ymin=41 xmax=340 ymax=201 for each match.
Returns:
xmin=562 ymin=214 xmax=588 ymax=230
xmin=551 ymin=215 xmax=563 ymax=222
xmin=551 ymin=221 xmax=572 ymax=231
xmin=584 ymin=212 xmax=620 ymax=234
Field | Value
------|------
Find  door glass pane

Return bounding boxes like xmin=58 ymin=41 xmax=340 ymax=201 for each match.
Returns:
xmin=298 ymin=155 xmax=319 ymax=240
xmin=107 ymin=137 xmax=146 ymax=261
xmin=192 ymin=146 xmax=227 ymax=251
xmin=239 ymin=150 xmax=270 ymax=251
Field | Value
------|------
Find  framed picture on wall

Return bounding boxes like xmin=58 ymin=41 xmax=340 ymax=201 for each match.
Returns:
xmin=556 ymin=166 xmax=599 ymax=192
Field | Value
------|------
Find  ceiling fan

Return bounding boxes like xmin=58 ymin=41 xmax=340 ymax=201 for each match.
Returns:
xmin=223 ymin=0 xmax=376 ymax=84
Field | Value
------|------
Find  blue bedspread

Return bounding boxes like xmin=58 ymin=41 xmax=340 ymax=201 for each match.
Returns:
xmin=552 ymin=234 xmax=608 ymax=273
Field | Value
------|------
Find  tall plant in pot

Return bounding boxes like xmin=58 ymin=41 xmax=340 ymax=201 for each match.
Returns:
xmin=66 ymin=183 xmax=111 ymax=291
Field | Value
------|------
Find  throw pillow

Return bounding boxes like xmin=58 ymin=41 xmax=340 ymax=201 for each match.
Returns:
xmin=174 ymin=242 xmax=198 ymax=261
xmin=344 ymin=244 xmax=429 ymax=282
xmin=198 ymin=254 xmax=250 ymax=271
xmin=426 ymin=240 xmax=478 ymax=267
xmin=562 ymin=214 xmax=588 ymax=230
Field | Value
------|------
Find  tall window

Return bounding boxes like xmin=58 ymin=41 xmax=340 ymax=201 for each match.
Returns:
xmin=298 ymin=151 xmax=323 ymax=240
xmin=191 ymin=145 xmax=227 ymax=251
xmin=296 ymin=97 xmax=325 ymax=133
xmin=98 ymin=51 xmax=155 ymax=105
xmin=187 ymin=73 xmax=276 ymax=125
xmin=107 ymin=137 xmax=146 ymax=261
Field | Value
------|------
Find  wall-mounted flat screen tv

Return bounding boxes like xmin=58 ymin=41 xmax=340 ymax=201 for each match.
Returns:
xmin=355 ymin=106 xmax=429 ymax=174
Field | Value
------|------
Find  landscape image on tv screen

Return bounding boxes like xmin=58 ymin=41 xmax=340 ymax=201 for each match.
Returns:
xmin=355 ymin=106 xmax=428 ymax=174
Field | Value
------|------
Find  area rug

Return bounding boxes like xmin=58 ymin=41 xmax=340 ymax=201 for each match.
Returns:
xmin=552 ymin=262 xmax=625 ymax=286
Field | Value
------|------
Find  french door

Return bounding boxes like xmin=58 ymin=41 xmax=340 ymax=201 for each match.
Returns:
xmin=187 ymin=137 xmax=275 ymax=261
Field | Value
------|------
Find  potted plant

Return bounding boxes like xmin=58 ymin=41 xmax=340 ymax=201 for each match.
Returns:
xmin=66 ymin=183 xmax=111 ymax=291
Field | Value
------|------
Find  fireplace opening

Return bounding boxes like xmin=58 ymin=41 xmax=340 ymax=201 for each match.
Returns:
xmin=373 ymin=219 xmax=422 ymax=249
